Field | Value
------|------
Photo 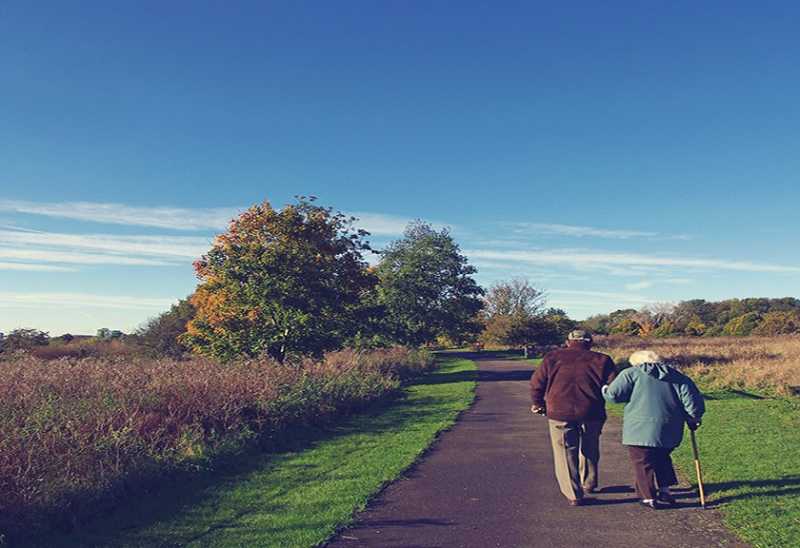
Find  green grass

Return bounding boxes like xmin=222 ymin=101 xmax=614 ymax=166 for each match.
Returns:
xmin=42 ymin=356 xmax=476 ymax=548
xmin=609 ymin=392 xmax=800 ymax=548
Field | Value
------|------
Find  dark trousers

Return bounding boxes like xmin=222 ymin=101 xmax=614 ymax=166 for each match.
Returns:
xmin=627 ymin=445 xmax=678 ymax=500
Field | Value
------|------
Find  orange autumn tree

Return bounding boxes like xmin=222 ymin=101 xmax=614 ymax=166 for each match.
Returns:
xmin=182 ymin=197 xmax=377 ymax=362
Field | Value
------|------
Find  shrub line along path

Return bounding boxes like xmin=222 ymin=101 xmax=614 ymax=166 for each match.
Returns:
xmin=327 ymin=354 xmax=746 ymax=548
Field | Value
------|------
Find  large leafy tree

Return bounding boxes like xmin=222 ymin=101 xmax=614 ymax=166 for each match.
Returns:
xmin=376 ymin=221 xmax=484 ymax=346
xmin=183 ymin=197 xmax=376 ymax=362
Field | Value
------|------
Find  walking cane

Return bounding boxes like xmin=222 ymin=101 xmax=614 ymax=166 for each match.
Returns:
xmin=690 ymin=429 xmax=707 ymax=508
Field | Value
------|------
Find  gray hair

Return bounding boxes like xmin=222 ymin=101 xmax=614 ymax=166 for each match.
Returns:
xmin=629 ymin=350 xmax=662 ymax=366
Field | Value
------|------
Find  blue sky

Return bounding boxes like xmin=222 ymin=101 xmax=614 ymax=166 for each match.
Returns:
xmin=2 ymin=1 xmax=799 ymax=334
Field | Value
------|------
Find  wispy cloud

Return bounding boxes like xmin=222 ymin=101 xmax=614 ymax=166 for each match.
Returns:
xmin=509 ymin=223 xmax=690 ymax=240
xmin=0 ymin=262 xmax=77 ymax=272
xmin=465 ymin=248 xmax=800 ymax=274
xmin=0 ymin=292 xmax=176 ymax=310
xmin=0 ymin=248 xmax=174 ymax=266
xmin=549 ymin=289 xmax=659 ymax=302
xmin=350 ymin=212 xmax=414 ymax=236
xmin=625 ymin=280 xmax=654 ymax=291
xmin=546 ymin=289 xmax=661 ymax=313
xmin=623 ymin=278 xmax=693 ymax=291
xmin=350 ymin=211 xmax=453 ymax=237
xmin=0 ymin=200 xmax=240 ymax=231
xmin=0 ymin=230 xmax=210 ymax=259
xmin=0 ymin=200 xmax=437 ymax=237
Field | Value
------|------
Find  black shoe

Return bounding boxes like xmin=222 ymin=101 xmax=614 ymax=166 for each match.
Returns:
xmin=583 ymin=486 xmax=600 ymax=494
xmin=568 ymin=497 xmax=596 ymax=507
xmin=639 ymin=499 xmax=661 ymax=510
xmin=657 ymin=492 xmax=677 ymax=506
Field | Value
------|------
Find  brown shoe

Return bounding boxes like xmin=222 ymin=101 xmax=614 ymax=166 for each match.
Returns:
xmin=583 ymin=486 xmax=600 ymax=494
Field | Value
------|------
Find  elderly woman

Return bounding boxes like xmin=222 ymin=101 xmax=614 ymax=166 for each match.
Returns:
xmin=603 ymin=350 xmax=705 ymax=509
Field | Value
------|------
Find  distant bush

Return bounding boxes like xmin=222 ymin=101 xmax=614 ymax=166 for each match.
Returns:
xmin=0 ymin=347 xmax=433 ymax=542
xmin=722 ymin=312 xmax=762 ymax=336
xmin=752 ymin=311 xmax=800 ymax=336
xmin=0 ymin=328 xmax=49 ymax=352
xmin=584 ymin=298 xmax=800 ymax=337
xmin=135 ymin=298 xmax=195 ymax=358
xmin=610 ymin=317 xmax=642 ymax=336
xmin=28 ymin=339 xmax=137 ymax=361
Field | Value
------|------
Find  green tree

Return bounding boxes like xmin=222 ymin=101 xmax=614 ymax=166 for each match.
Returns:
xmin=183 ymin=197 xmax=377 ymax=362
xmin=542 ymin=307 xmax=578 ymax=340
xmin=581 ymin=314 xmax=612 ymax=335
xmin=136 ymin=298 xmax=196 ymax=358
xmin=376 ymin=221 xmax=484 ymax=346
xmin=722 ymin=312 xmax=762 ymax=336
xmin=684 ymin=318 xmax=707 ymax=336
xmin=751 ymin=311 xmax=800 ymax=336
xmin=610 ymin=317 xmax=642 ymax=336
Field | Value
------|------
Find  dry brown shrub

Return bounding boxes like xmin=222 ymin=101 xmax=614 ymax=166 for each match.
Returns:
xmin=596 ymin=335 xmax=800 ymax=395
xmin=0 ymin=347 xmax=433 ymax=541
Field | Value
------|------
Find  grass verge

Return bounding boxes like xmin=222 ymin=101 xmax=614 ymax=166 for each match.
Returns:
xmin=41 ymin=355 xmax=477 ymax=548
xmin=609 ymin=392 xmax=800 ymax=547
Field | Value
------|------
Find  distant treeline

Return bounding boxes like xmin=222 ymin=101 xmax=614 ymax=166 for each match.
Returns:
xmin=582 ymin=298 xmax=800 ymax=337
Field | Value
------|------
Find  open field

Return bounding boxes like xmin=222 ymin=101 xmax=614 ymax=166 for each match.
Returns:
xmin=38 ymin=356 xmax=477 ymax=548
xmin=0 ymin=348 xmax=433 ymax=544
xmin=598 ymin=335 xmax=800 ymax=395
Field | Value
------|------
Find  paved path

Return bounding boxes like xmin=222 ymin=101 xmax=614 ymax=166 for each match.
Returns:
xmin=327 ymin=356 xmax=746 ymax=548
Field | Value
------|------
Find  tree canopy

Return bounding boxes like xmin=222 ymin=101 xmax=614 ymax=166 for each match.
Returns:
xmin=375 ymin=221 xmax=484 ymax=346
xmin=183 ymin=197 xmax=377 ymax=362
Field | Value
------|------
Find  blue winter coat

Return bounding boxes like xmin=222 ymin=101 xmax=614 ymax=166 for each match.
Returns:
xmin=603 ymin=363 xmax=705 ymax=448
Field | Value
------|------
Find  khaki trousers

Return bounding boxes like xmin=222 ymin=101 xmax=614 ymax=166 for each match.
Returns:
xmin=547 ymin=419 xmax=604 ymax=501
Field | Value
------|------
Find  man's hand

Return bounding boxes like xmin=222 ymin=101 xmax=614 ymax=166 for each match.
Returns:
xmin=531 ymin=405 xmax=545 ymax=415
xmin=687 ymin=419 xmax=701 ymax=431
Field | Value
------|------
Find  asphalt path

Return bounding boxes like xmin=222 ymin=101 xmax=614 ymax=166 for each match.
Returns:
xmin=326 ymin=355 xmax=747 ymax=548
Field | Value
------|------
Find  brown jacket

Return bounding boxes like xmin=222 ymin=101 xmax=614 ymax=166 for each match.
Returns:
xmin=530 ymin=345 xmax=617 ymax=422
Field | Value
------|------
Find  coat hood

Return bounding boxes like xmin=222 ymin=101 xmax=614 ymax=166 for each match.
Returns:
xmin=638 ymin=362 xmax=681 ymax=382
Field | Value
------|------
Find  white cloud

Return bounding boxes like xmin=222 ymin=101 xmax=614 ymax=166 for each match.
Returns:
xmin=349 ymin=212 xmax=453 ymax=237
xmin=511 ymin=223 xmax=661 ymax=239
xmin=625 ymin=280 xmax=654 ymax=291
xmin=0 ymin=262 xmax=77 ymax=272
xmin=349 ymin=212 xmax=414 ymax=236
xmin=0 ymin=248 xmax=173 ymax=266
xmin=548 ymin=289 xmax=659 ymax=304
xmin=465 ymin=248 xmax=800 ymax=273
xmin=0 ymin=199 xmax=443 ymax=237
xmin=0 ymin=230 xmax=210 ymax=259
xmin=0 ymin=292 xmax=176 ymax=310
xmin=0 ymin=200 xmax=240 ymax=230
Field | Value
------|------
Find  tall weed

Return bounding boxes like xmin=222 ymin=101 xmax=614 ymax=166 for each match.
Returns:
xmin=0 ymin=347 xmax=433 ymax=540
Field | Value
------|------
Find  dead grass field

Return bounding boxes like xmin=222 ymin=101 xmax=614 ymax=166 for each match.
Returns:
xmin=597 ymin=335 xmax=800 ymax=396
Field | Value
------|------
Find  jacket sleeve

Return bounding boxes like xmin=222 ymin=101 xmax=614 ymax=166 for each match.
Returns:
xmin=677 ymin=378 xmax=705 ymax=421
xmin=602 ymin=356 xmax=618 ymax=385
xmin=530 ymin=357 xmax=549 ymax=407
xmin=603 ymin=368 xmax=634 ymax=404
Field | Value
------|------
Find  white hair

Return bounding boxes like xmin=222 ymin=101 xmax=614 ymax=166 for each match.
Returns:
xmin=629 ymin=350 xmax=662 ymax=366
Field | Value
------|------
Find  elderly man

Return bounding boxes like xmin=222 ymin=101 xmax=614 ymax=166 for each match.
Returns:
xmin=530 ymin=330 xmax=617 ymax=506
